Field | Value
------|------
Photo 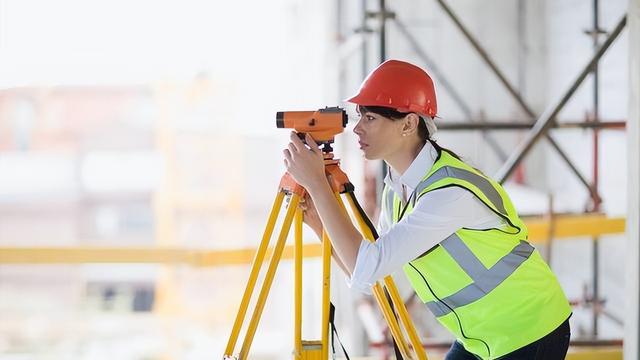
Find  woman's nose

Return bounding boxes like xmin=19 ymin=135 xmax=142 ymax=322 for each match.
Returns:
xmin=353 ymin=118 xmax=363 ymax=135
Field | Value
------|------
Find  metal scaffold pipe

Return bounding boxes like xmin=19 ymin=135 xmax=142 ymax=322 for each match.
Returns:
xmin=495 ymin=15 xmax=628 ymax=182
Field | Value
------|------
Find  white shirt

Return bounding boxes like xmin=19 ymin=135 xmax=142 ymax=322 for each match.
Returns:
xmin=347 ymin=142 xmax=505 ymax=293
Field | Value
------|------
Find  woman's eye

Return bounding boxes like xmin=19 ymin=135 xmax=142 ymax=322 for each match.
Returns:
xmin=366 ymin=116 xmax=375 ymax=121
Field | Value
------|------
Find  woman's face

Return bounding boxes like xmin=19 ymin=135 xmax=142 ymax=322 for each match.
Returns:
xmin=353 ymin=109 xmax=404 ymax=160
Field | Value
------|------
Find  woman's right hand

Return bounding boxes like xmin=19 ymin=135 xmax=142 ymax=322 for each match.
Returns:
xmin=299 ymin=194 xmax=323 ymax=239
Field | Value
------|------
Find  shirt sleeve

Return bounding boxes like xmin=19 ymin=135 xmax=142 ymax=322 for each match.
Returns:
xmin=346 ymin=186 xmax=502 ymax=293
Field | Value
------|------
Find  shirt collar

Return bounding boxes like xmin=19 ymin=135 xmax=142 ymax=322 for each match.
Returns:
xmin=383 ymin=141 xmax=439 ymax=191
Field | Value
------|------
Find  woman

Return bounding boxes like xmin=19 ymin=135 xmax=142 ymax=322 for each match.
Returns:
xmin=283 ymin=59 xmax=571 ymax=360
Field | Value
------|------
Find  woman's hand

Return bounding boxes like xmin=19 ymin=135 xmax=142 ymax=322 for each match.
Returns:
xmin=283 ymin=132 xmax=326 ymax=191
xmin=284 ymin=131 xmax=361 ymax=275
xmin=300 ymin=194 xmax=323 ymax=238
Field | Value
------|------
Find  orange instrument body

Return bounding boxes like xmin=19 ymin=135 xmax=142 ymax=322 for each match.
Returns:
xmin=276 ymin=107 xmax=348 ymax=144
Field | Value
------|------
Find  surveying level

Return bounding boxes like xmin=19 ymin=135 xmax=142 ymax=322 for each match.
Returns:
xmin=224 ymin=107 xmax=428 ymax=359
xmin=276 ymin=106 xmax=348 ymax=146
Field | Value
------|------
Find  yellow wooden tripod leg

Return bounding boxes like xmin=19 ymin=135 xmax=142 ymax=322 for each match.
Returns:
xmin=344 ymin=193 xmax=428 ymax=360
xmin=294 ymin=208 xmax=303 ymax=359
xmin=330 ymin=193 xmax=409 ymax=357
xmin=320 ymin=229 xmax=331 ymax=360
xmin=372 ymin=283 xmax=412 ymax=358
xmin=239 ymin=193 xmax=302 ymax=359
xmin=225 ymin=191 xmax=286 ymax=357
xmin=383 ymin=277 xmax=428 ymax=359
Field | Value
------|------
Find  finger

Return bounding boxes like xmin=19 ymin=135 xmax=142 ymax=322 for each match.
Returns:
xmin=288 ymin=143 xmax=300 ymax=158
xmin=298 ymin=197 xmax=306 ymax=207
xmin=305 ymin=133 xmax=321 ymax=153
xmin=290 ymin=131 xmax=305 ymax=152
xmin=283 ymin=149 xmax=293 ymax=165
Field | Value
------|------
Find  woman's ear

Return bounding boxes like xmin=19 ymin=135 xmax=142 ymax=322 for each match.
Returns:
xmin=402 ymin=113 xmax=420 ymax=136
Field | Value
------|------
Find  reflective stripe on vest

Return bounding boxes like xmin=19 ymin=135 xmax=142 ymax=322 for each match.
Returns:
xmin=424 ymin=233 xmax=535 ymax=317
xmin=385 ymin=165 xmax=508 ymax=223
xmin=415 ymin=166 xmax=507 ymax=215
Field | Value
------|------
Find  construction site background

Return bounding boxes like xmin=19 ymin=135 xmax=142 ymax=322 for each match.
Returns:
xmin=0 ymin=0 xmax=636 ymax=359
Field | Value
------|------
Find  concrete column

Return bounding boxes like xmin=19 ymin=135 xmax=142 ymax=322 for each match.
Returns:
xmin=626 ymin=0 xmax=640 ymax=359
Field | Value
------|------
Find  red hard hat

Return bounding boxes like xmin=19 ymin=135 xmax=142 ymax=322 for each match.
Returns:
xmin=345 ymin=60 xmax=437 ymax=117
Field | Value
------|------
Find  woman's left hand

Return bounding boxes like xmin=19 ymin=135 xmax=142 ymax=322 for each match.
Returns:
xmin=283 ymin=132 xmax=326 ymax=191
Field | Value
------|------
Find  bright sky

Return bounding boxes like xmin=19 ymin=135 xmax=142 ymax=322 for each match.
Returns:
xmin=0 ymin=0 xmax=297 ymax=87
xmin=0 ymin=0 xmax=337 ymax=130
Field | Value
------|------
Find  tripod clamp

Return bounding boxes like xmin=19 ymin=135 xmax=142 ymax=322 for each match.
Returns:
xmin=279 ymin=151 xmax=350 ymax=197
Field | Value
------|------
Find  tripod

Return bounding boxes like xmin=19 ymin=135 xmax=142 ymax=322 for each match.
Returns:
xmin=223 ymin=146 xmax=428 ymax=360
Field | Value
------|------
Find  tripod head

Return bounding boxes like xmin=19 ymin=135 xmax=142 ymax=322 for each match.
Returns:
xmin=276 ymin=106 xmax=348 ymax=152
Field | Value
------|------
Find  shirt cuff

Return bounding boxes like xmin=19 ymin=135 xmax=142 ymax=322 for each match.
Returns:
xmin=344 ymin=239 xmax=379 ymax=295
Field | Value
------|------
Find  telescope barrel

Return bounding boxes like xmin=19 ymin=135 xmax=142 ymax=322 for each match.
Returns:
xmin=275 ymin=107 xmax=347 ymax=143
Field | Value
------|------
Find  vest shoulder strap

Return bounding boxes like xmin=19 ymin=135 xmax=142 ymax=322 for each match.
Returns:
xmin=415 ymin=151 xmax=525 ymax=233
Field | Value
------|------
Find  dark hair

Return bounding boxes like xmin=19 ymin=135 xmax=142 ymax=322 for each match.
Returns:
xmin=357 ymin=105 xmax=461 ymax=159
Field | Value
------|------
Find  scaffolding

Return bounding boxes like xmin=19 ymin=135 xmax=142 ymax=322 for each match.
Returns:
xmin=342 ymin=0 xmax=629 ymax=356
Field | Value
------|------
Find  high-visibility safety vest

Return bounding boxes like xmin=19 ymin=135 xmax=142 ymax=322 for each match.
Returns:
xmin=382 ymin=149 xmax=571 ymax=360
